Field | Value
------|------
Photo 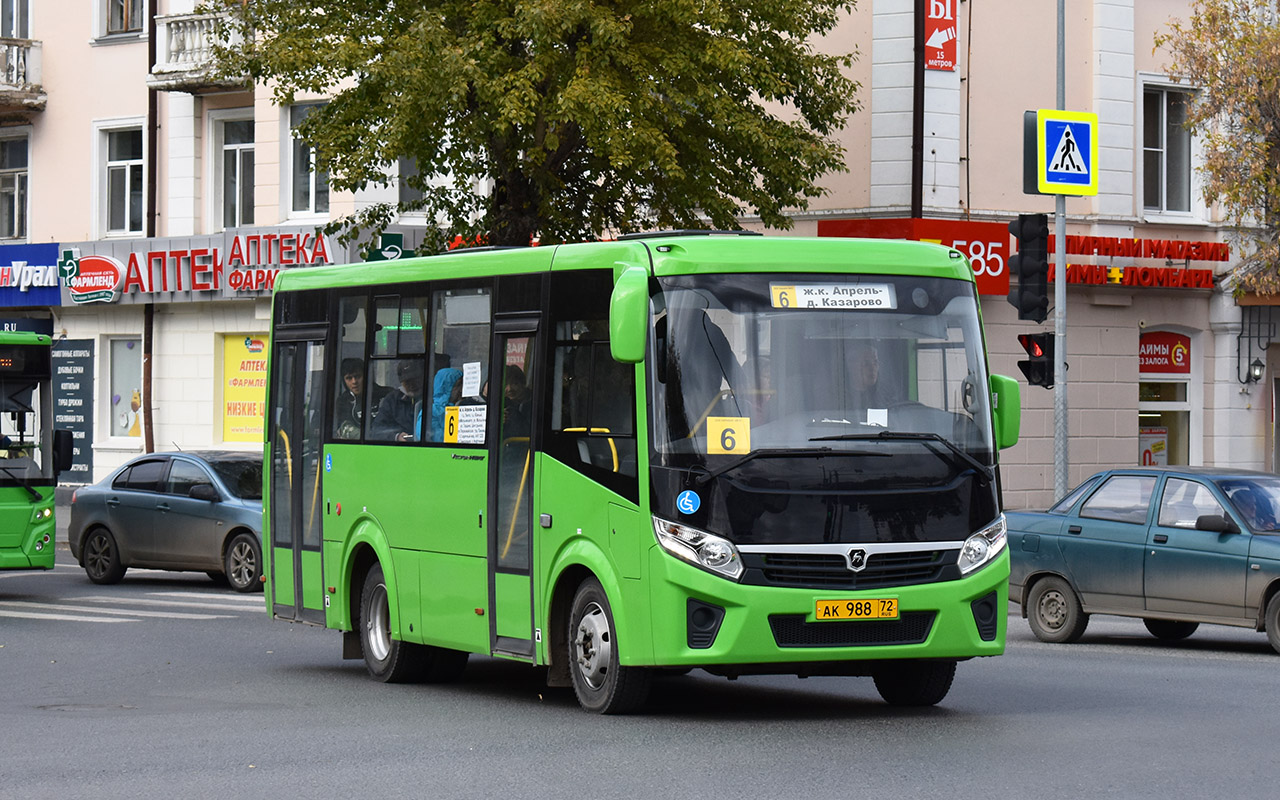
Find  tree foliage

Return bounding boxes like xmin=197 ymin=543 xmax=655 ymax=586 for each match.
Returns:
xmin=212 ymin=0 xmax=860 ymax=251
xmin=1156 ymin=0 xmax=1280 ymax=292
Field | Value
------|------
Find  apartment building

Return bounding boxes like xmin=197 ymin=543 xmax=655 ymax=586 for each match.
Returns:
xmin=0 ymin=0 xmax=1266 ymax=505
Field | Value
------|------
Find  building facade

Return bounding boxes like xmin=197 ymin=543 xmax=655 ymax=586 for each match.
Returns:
xmin=0 ymin=0 xmax=1268 ymax=506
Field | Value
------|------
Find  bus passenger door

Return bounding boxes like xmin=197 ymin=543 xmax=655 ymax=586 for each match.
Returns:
xmin=489 ymin=323 xmax=538 ymax=658
xmin=268 ymin=335 xmax=327 ymax=625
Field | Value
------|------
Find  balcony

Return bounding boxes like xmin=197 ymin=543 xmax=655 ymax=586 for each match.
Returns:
xmin=147 ymin=12 xmax=248 ymax=93
xmin=0 ymin=38 xmax=45 ymax=119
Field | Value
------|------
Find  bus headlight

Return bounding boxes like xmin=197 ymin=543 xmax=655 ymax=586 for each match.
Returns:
xmin=957 ymin=515 xmax=1007 ymax=575
xmin=653 ymin=518 xmax=744 ymax=581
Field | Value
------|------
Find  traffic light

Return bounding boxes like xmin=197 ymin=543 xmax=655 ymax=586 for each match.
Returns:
xmin=1017 ymin=332 xmax=1054 ymax=388
xmin=1007 ymin=213 xmax=1050 ymax=323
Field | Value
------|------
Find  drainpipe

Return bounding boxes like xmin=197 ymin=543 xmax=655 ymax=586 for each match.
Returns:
xmin=911 ymin=0 xmax=925 ymax=219
xmin=143 ymin=8 xmax=158 ymax=455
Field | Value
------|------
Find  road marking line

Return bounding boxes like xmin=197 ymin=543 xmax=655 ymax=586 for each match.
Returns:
xmin=149 ymin=591 xmax=266 ymax=604
xmin=0 ymin=608 xmax=133 ymax=622
xmin=79 ymin=595 xmax=267 ymax=613
xmin=0 ymin=601 xmax=231 ymax=620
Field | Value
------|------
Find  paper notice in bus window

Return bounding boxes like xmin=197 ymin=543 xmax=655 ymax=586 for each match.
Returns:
xmin=456 ymin=405 xmax=486 ymax=443
xmin=461 ymin=361 xmax=483 ymax=397
xmin=770 ymin=283 xmax=897 ymax=310
xmin=707 ymin=416 xmax=750 ymax=455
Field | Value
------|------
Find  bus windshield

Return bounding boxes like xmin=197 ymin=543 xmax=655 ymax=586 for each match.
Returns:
xmin=649 ymin=272 xmax=997 ymax=545
xmin=0 ymin=375 xmax=48 ymax=480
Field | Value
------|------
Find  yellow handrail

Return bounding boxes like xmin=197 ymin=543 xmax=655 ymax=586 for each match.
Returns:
xmin=500 ymin=436 xmax=532 ymax=561
xmin=564 ymin=427 xmax=618 ymax=472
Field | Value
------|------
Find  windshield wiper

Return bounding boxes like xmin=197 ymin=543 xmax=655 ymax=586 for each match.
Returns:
xmin=808 ymin=430 xmax=994 ymax=485
xmin=691 ymin=446 xmax=875 ymax=486
xmin=0 ymin=464 xmax=42 ymax=501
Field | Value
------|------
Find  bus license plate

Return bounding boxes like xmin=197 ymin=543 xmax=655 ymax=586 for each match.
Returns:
xmin=815 ymin=598 xmax=898 ymax=621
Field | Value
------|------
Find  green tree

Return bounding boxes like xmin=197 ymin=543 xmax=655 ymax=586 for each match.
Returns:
xmin=214 ymin=0 xmax=860 ymax=250
xmin=1156 ymin=1 xmax=1280 ymax=292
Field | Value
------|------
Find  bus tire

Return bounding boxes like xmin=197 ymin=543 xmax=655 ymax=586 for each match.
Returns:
xmin=1026 ymin=575 xmax=1089 ymax=643
xmin=359 ymin=562 xmax=426 ymax=683
xmin=83 ymin=527 xmax=126 ymax=585
xmin=224 ymin=532 xmax=262 ymax=593
xmin=873 ymin=660 xmax=957 ymax=706
xmin=568 ymin=578 xmax=651 ymax=714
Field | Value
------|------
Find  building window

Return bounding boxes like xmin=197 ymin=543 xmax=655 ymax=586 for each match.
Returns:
xmin=289 ymin=104 xmax=329 ymax=215
xmin=106 ymin=0 xmax=143 ymax=34
xmin=109 ymin=338 xmax=143 ymax=439
xmin=2 ymin=0 xmax=29 ymax=38
xmin=0 ymin=137 xmax=27 ymax=239
xmin=1143 ymin=87 xmax=1192 ymax=214
xmin=399 ymin=157 xmax=424 ymax=208
xmin=221 ymin=119 xmax=255 ymax=229
xmin=106 ymin=128 xmax=144 ymax=235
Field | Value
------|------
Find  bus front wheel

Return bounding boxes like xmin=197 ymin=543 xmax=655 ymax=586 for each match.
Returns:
xmin=568 ymin=578 xmax=650 ymax=714
xmin=873 ymin=660 xmax=957 ymax=706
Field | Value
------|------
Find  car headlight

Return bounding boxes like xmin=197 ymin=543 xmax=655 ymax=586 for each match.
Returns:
xmin=957 ymin=514 xmax=1007 ymax=575
xmin=652 ymin=517 xmax=744 ymax=581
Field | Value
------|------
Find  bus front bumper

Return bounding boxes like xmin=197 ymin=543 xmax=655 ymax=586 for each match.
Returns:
xmin=642 ymin=546 xmax=1009 ymax=669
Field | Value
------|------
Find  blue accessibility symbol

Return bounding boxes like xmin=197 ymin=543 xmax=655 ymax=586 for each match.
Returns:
xmin=676 ymin=490 xmax=701 ymax=515
xmin=325 ymin=453 xmax=332 ymax=472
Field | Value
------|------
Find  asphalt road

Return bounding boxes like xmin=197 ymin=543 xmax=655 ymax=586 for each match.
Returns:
xmin=2 ymin=548 xmax=1275 ymax=799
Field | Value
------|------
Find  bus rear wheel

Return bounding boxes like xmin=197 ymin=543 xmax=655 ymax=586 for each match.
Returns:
xmin=873 ymin=660 xmax=957 ymax=706
xmin=568 ymin=578 xmax=650 ymax=714
xmin=358 ymin=562 xmax=468 ymax=683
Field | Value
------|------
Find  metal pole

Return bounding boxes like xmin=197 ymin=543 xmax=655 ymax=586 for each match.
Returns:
xmin=1054 ymin=0 xmax=1068 ymax=499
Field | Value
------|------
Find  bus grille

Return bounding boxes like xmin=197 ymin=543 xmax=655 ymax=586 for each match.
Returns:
xmin=745 ymin=550 xmax=954 ymax=590
xmin=768 ymin=611 xmax=936 ymax=648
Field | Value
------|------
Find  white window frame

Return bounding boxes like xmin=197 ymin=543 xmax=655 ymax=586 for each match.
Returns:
xmin=1 ymin=0 xmax=29 ymax=38
xmin=207 ymin=109 xmax=256 ymax=232
xmin=284 ymin=103 xmax=329 ymax=220
xmin=0 ymin=129 xmax=29 ymax=241
xmin=1138 ymin=74 xmax=1205 ymax=224
xmin=92 ymin=117 xmax=147 ymax=239
xmin=105 ymin=335 xmax=144 ymax=444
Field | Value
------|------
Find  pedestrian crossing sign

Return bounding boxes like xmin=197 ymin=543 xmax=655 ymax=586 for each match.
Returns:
xmin=1037 ymin=109 xmax=1098 ymax=196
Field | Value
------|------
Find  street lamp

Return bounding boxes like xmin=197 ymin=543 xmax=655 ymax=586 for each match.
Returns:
xmin=1249 ymin=358 xmax=1265 ymax=383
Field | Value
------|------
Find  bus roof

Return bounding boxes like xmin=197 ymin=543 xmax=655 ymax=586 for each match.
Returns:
xmin=0 ymin=331 xmax=52 ymax=346
xmin=273 ymin=234 xmax=974 ymax=294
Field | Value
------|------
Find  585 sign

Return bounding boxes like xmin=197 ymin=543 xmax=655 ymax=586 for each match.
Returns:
xmin=816 ymin=218 xmax=1012 ymax=297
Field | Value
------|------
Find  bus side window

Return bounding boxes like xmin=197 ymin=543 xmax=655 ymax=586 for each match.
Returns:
xmin=332 ymin=294 xmax=370 ymax=441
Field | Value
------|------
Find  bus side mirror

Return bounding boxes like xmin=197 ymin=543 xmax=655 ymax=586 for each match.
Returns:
xmin=52 ymin=428 xmax=74 ymax=475
xmin=609 ymin=265 xmax=649 ymax=364
xmin=989 ymin=374 xmax=1021 ymax=450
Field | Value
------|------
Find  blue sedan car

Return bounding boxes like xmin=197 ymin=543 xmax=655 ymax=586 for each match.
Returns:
xmin=1008 ymin=467 xmax=1280 ymax=653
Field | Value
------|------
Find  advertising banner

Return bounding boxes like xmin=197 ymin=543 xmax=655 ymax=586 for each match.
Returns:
xmin=52 ymin=339 xmax=94 ymax=479
xmin=1139 ymin=331 xmax=1192 ymax=374
xmin=223 ymin=334 xmax=269 ymax=443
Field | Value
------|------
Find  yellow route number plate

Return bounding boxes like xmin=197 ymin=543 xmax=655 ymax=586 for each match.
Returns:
xmin=815 ymin=598 xmax=899 ymax=621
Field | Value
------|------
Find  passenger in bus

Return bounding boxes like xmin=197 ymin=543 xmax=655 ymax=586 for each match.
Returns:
xmin=429 ymin=367 xmax=464 ymax=442
xmin=502 ymin=365 xmax=533 ymax=440
xmin=371 ymin=359 xmax=425 ymax=442
xmin=334 ymin=358 xmax=388 ymax=439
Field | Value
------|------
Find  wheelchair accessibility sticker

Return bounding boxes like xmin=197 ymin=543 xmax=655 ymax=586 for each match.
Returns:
xmin=676 ymin=490 xmax=701 ymax=515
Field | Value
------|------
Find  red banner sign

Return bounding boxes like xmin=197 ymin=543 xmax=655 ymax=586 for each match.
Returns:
xmin=925 ymin=0 xmax=958 ymax=71
xmin=1139 ymin=331 xmax=1191 ymax=374
xmin=818 ymin=218 xmax=1010 ymax=296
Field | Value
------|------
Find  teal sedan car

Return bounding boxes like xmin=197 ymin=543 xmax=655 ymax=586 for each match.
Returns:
xmin=1008 ymin=468 xmax=1280 ymax=654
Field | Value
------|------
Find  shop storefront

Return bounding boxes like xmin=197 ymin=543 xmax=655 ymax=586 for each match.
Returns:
xmin=55 ymin=227 xmax=343 ymax=484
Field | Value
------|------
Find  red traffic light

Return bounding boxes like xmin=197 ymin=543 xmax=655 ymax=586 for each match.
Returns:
xmin=1017 ymin=332 xmax=1055 ymax=388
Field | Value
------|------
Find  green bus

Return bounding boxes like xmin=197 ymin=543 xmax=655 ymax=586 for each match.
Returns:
xmin=265 ymin=232 xmax=1021 ymax=712
xmin=0 ymin=332 xmax=73 ymax=571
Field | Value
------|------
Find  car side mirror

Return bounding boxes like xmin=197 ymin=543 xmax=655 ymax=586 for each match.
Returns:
xmin=189 ymin=483 xmax=220 ymax=502
xmin=1195 ymin=514 xmax=1239 ymax=534
xmin=52 ymin=429 xmax=74 ymax=476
